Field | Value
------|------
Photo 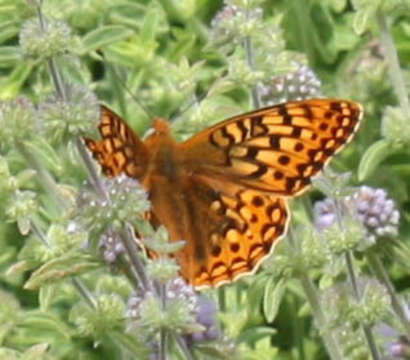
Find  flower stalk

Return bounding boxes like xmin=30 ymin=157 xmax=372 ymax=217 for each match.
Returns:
xmin=332 ymin=198 xmax=382 ymax=360
xmin=121 ymin=225 xmax=151 ymax=292
xmin=244 ymin=35 xmax=260 ymax=108
xmin=159 ymin=283 xmax=168 ymax=360
xmin=15 ymin=141 xmax=68 ymax=211
xmin=288 ymin=228 xmax=344 ymax=360
xmin=367 ymin=250 xmax=410 ymax=338
xmin=376 ymin=11 xmax=409 ymax=114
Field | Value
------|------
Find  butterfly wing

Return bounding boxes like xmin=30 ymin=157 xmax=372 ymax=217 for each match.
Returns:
xmin=84 ymin=106 xmax=149 ymax=178
xmin=86 ymin=99 xmax=362 ymax=289
xmin=147 ymin=173 xmax=289 ymax=289
xmin=180 ymin=99 xmax=363 ymax=197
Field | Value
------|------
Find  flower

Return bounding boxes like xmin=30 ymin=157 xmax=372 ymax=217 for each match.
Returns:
xmin=98 ymin=231 xmax=125 ymax=264
xmin=258 ymin=62 xmax=321 ymax=105
xmin=126 ymin=278 xmax=220 ymax=344
xmin=39 ymin=84 xmax=99 ymax=143
xmin=76 ymin=175 xmax=150 ymax=236
xmin=187 ymin=295 xmax=221 ymax=343
xmin=375 ymin=303 xmax=410 ymax=359
xmin=19 ymin=18 xmax=72 ymax=60
xmin=314 ymin=186 xmax=400 ymax=242
xmin=0 ymin=97 xmax=37 ymax=149
xmin=211 ymin=3 xmax=263 ymax=48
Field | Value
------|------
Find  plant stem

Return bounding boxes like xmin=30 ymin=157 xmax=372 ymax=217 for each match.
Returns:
xmin=36 ymin=4 xmax=66 ymax=101
xmin=244 ymin=6 xmax=260 ymax=109
xmin=244 ymin=36 xmax=260 ymax=109
xmin=376 ymin=12 xmax=409 ymax=114
xmin=120 ymin=225 xmax=151 ymax=291
xmin=159 ymin=283 xmax=168 ymax=360
xmin=345 ymin=251 xmax=381 ymax=360
xmin=345 ymin=251 xmax=360 ymax=297
xmin=48 ymin=58 xmax=67 ymax=101
xmin=76 ymin=138 xmax=108 ymax=201
xmin=118 ymin=254 xmax=143 ymax=291
xmin=333 ymin=197 xmax=382 ymax=360
xmin=367 ymin=251 xmax=410 ymax=338
xmin=288 ymin=229 xmax=344 ymax=360
xmin=15 ymin=141 xmax=67 ymax=211
xmin=175 ymin=335 xmax=194 ymax=360
xmin=71 ymin=278 xmax=97 ymax=309
xmin=29 ymin=219 xmax=49 ymax=246
xmin=218 ymin=287 xmax=226 ymax=312
xmin=30 ymin=219 xmax=97 ymax=310
xmin=298 ymin=272 xmax=344 ymax=360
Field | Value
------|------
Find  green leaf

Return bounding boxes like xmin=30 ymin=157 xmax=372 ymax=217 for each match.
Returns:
xmin=17 ymin=216 xmax=31 ymax=235
xmin=140 ymin=7 xmax=160 ymax=42
xmin=263 ymin=277 xmax=286 ymax=323
xmin=7 ymin=260 xmax=34 ymax=276
xmin=24 ymin=252 xmax=102 ymax=290
xmin=358 ymin=139 xmax=392 ymax=181
xmin=0 ymin=348 xmax=19 ymax=359
xmin=80 ymin=25 xmax=135 ymax=54
xmin=103 ymin=36 xmax=157 ymax=67
xmin=21 ymin=343 xmax=49 ymax=360
xmin=18 ymin=311 xmax=73 ymax=341
xmin=108 ymin=331 xmax=151 ymax=359
xmin=353 ymin=8 xmax=372 ymax=35
xmin=0 ymin=62 xmax=34 ymax=99
xmin=0 ymin=46 xmax=21 ymax=68
xmin=39 ymin=284 xmax=57 ymax=312
xmin=23 ymin=138 xmax=64 ymax=177
xmin=237 ymin=326 xmax=277 ymax=344
xmin=247 ymin=275 xmax=269 ymax=321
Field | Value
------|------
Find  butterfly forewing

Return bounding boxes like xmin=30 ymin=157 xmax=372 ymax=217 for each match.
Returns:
xmin=181 ymin=99 xmax=363 ymax=197
xmin=84 ymin=106 xmax=149 ymax=178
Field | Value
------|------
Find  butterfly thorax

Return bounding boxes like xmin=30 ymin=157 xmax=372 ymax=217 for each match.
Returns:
xmin=142 ymin=118 xmax=182 ymax=186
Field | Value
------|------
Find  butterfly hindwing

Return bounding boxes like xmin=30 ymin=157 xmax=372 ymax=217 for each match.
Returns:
xmin=147 ymin=173 xmax=289 ymax=289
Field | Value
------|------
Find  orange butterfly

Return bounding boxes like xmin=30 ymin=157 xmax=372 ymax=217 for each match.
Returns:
xmin=85 ymin=99 xmax=363 ymax=289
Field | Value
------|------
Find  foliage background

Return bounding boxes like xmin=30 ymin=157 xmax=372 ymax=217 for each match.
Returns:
xmin=0 ymin=0 xmax=410 ymax=359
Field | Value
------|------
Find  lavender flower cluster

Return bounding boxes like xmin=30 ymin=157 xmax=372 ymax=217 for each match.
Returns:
xmin=211 ymin=3 xmax=263 ymax=46
xmin=314 ymin=186 xmax=399 ymax=242
xmin=258 ymin=62 xmax=321 ymax=105
xmin=126 ymin=278 xmax=220 ymax=343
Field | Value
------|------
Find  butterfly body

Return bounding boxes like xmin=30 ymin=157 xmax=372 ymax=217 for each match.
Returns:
xmin=85 ymin=99 xmax=363 ymax=289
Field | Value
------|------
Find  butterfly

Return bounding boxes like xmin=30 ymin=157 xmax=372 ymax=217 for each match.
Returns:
xmin=85 ymin=99 xmax=363 ymax=289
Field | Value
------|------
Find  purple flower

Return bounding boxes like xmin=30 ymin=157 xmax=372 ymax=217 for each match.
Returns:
xmin=375 ymin=313 xmax=410 ymax=359
xmin=98 ymin=231 xmax=125 ymax=264
xmin=258 ymin=62 xmax=321 ymax=105
xmin=126 ymin=277 xmax=220 ymax=343
xmin=188 ymin=295 xmax=221 ymax=343
xmin=314 ymin=186 xmax=400 ymax=241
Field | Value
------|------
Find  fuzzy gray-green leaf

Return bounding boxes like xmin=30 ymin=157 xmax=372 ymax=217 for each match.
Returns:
xmin=263 ymin=277 xmax=286 ymax=323
xmin=24 ymin=252 xmax=102 ymax=290
xmin=358 ymin=139 xmax=392 ymax=181
xmin=80 ymin=25 xmax=134 ymax=54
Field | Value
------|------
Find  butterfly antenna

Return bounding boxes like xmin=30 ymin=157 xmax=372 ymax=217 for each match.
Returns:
xmin=101 ymin=53 xmax=156 ymax=121
xmin=169 ymin=90 xmax=209 ymax=122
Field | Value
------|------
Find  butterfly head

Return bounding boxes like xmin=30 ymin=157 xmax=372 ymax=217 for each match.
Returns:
xmin=152 ymin=118 xmax=171 ymax=136
xmin=144 ymin=117 xmax=174 ymax=149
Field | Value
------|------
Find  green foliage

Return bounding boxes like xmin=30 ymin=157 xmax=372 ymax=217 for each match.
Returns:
xmin=1 ymin=0 xmax=410 ymax=359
